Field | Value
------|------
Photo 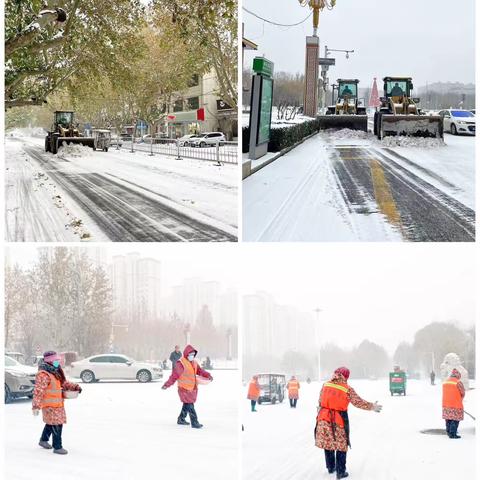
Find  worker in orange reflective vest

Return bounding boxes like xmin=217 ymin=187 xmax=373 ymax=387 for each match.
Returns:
xmin=247 ymin=375 xmax=261 ymax=412
xmin=442 ymin=368 xmax=465 ymax=439
xmin=287 ymin=375 xmax=300 ymax=408
xmin=32 ymin=351 xmax=82 ymax=455
xmin=315 ymin=367 xmax=382 ymax=479
xmin=162 ymin=344 xmax=213 ymax=429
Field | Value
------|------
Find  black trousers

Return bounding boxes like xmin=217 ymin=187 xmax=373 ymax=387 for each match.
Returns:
xmin=445 ymin=419 xmax=460 ymax=437
xmin=289 ymin=398 xmax=298 ymax=408
xmin=179 ymin=403 xmax=199 ymax=425
xmin=324 ymin=449 xmax=347 ymax=474
xmin=250 ymin=400 xmax=257 ymax=411
xmin=40 ymin=424 xmax=63 ymax=450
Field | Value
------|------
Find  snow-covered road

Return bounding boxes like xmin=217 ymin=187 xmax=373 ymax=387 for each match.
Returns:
xmin=6 ymin=370 xmax=239 ymax=480
xmin=242 ymin=379 xmax=476 ymax=479
xmin=243 ymin=131 xmax=475 ymax=242
xmin=5 ymin=134 xmax=238 ymax=242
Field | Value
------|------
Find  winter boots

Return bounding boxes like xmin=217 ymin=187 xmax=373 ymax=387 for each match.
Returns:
xmin=53 ymin=448 xmax=68 ymax=455
xmin=177 ymin=418 xmax=190 ymax=425
xmin=191 ymin=422 xmax=204 ymax=429
xmin=39 ymin=441 xmax=53 ymax=449
xmin=336 ymin=473 xmax=349 ymax=479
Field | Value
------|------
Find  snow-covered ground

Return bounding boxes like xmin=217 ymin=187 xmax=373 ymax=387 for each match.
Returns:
xmin=6 ymin=370 xmax=239 ymax=480
xmin=5 ymin=132 xmax=238 ymax=242
xmin=242 ymin=379 xmax=476 ymax=479
xmin=243 ymin=129 xmax=475 ymax=242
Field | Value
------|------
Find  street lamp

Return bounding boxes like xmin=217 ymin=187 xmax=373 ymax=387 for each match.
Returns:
xmin=298 ymin=0 xmax=337 ymax=37
xmin=325 ymin=46 xmax=354 ymax=59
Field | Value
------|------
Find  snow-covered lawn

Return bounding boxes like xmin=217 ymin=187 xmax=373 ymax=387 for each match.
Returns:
xmin=243 ymin=129 xmax=475 ymax=241
xmin=5 ymin=133 xmax=238 ymax=242
xmin=242 ymin=379 xmax=476 ymax=479
xmin=6 ymin=371 xmax=239 ymax=480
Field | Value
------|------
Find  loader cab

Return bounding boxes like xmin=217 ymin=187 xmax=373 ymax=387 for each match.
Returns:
xmin=383 ymin=78 xmax=413 ymax=98
xmin=337 ymin=79 xmax=359 ymax=100
xmin=55 ymin=111 xmax=74 ymax=128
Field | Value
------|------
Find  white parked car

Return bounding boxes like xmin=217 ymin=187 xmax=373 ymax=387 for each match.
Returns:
xmin=438 ymin=109 xmax=475 ymax=135
xmin=70 ymin=354 xmax=163 ymax=383
xmin=178 ymin=134 xmax=200 ymax=146
xmin=190 ymin=132 xmax=226 ymax=147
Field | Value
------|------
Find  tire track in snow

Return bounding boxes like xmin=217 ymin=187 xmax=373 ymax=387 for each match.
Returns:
xmin=24 ymin=146 xmax=236 ymax=242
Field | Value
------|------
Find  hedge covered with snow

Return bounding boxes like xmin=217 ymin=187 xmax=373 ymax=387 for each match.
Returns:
xmin=243 ymin=118 xmax=321 ymax=153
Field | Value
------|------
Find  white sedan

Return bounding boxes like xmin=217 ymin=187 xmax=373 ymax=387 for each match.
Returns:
xmin=439 ymin=109 xmax=475 ymax=135
xmin=70 ymin=354 xmax=163 ymax=383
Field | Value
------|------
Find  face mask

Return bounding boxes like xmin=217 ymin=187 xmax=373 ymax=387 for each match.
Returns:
xmin=52 ymin=360 xmax=60 ymax=368
xmin=187 ymin=354 xmax=195 ymax=361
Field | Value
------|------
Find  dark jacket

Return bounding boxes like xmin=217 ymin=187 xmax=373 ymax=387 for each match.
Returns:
xmin=169 ymin=349 xmax=182 ymax=367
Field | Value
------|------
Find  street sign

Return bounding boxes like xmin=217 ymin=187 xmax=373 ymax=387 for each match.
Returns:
xmin=319 ymin=57 xmax=335 ymax=66
xmin=253 ymin=57 xmax=274 ymax=78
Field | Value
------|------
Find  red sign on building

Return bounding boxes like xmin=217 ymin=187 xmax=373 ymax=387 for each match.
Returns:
xmin=197 ymin=108 xmax=205 ymax=121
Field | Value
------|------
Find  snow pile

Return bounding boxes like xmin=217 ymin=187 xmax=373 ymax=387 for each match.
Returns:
xmin=379 ymin=136 xmax=446 ymax=148
xmin=57 ymin=143 xmax=94 ymax=158
xmin=324 ymin=128 xmax=370 ymax=139
xmin=6 ymin=127 xmax=46 ymax=138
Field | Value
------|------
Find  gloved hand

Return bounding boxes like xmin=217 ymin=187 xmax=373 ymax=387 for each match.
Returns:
xmin=372 ymin=401 xmax=382 ymax=413
xmin=162 ymin=385 xmax=167 ymax=390
xmin=77 ymin=386 xmax=82 ymax=394
xmin=32 ymin=409 xmax=40 ymax=417
xmin=208 ymin=375 xmax=213 ymax=381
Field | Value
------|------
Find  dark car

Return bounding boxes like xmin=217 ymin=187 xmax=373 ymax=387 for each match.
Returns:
xmin=5 ymin=355 xmax=37 ymax=403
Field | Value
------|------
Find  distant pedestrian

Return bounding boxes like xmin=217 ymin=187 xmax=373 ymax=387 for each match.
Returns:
xmin=430 ymin=370 xmax=436 ymax=385
xmin=442 ymin=368 xmax=465 ymax=439
xmin=169 ymin=345 xmax=182 ymax=369
xmin=32 ymin=351 xmax=82 ymax=455
xmin=247 ymin=375 xmax=261 ymax=412
xmin=162 ymin=344 xmax=212 ymax=429
xmin=316 ymin=367 xmax=382 ymax=479
xmin=287 ymin=375 xmax=300 ymax=408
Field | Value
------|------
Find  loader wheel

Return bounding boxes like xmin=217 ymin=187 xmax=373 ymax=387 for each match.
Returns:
xmin=104 ymin=147 xmax=109 ymax=152
xmin=450 ymin=124 xmax=457 ymax=135
xmin=373 ymin=112 xmax=379 ymax=137
xmin=51 ymin=138 xmax=59 ymax=155
xmin=45 ymin=136 xmax=50 ymax=153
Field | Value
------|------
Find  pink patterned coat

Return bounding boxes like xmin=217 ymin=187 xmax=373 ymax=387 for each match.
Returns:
xmin=32 ymin=370 xmax=81 ymax=425
xmin=315 ymin=374 xmax=374 ymax=452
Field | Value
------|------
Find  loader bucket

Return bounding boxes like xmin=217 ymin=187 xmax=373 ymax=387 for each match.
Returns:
xmin=379 ymin=115 xmax=443 ymax=139
xmin=57 ymin=137 xmax=95 ymax=150
xmin=318 ymin=115 xmax=368 ymax=132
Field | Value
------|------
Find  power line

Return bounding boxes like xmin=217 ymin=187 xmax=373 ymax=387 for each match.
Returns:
xmin=243 ymin=7 xmax=312 ymax=27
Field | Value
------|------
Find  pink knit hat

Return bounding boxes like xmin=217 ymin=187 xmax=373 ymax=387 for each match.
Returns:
xmin=334 ymin=367 xmax=350 ymax=380
xmin=43 ymin=351 xmax=61 ymax=364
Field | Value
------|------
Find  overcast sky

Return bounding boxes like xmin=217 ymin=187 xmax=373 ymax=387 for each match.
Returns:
xmin=243 ymin=0 xmax=475 ymax=88
xmin=6 ymin=244 xmax=239 ymax=290
xmin=241 ymin=244 xmax=476 ymax=353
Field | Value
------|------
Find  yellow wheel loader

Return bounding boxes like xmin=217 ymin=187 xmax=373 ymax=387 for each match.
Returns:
xmin=373 ymin=77 xmax=443 ymax=139
xmin=318 ymin=79 xmax=368 ymax=131
xmin=45 ymin=111 xmax=95 ymax=154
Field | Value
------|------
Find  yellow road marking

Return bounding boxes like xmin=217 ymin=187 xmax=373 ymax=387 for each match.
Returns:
xmin=369 ymin=159 xmax=403 ymax=231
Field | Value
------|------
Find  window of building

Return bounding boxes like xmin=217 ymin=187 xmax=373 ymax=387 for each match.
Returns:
xmin=187 ymin=96 xmax=200 ymax=110
xmin=173 ymin=99 xmax=183 ymax=112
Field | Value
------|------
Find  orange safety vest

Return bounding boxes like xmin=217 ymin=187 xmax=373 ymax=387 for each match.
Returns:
xmin=41 ymin=372 xmax=64 ymax=409
xmin=287 ymin=380 xmax=300 ymax=395
xmin=442 ymin=377 xmax=463 ymax=409
xmin=318 ymin=381 xmax=350 ymax=427
xmin=248 ymin=380 xmax=260 ymax=399
xmin=177 ymin=357 xmax=198 ymax=391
